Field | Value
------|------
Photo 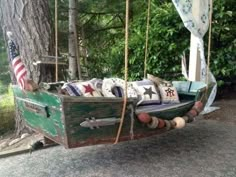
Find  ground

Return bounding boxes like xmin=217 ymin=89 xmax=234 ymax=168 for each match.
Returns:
xmin=1 ymin=116 xmax=236 ymax=177
xmin=1 ymin=90 xmax=235 ymax=154
xmin=0 ymin=91 xmax=235 ymax=177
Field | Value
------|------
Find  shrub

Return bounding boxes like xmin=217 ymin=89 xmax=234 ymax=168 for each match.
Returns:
xmin=0 ymin=86 xmax=15 ymax=134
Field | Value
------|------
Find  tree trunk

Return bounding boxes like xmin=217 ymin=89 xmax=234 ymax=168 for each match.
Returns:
xmin=0 ymin=0 xmax=54 ymax=135
xmin=0 ymin=0 xmax=54 ymax=83
xmin=68 ymin=0 xmax=79 ymax=80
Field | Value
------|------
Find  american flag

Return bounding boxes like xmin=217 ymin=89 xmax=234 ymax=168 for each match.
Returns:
xmin=8 ymin=40 xmax=27 ymax=89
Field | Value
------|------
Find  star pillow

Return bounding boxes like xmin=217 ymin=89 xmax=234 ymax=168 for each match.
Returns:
xmin=132 ymin=79 xmax=161 ymax=106
xmin=159 ymin=86 xmax=180 ymax=104
xmin=147 ymin=73 xmax=172 ymax=87
xmin=74 ymin=81 xmax=102 ymax=97
xmin=90 ymin=78 xmax=103 ymax=95
xmin=102 ymin=78 xmax=138 ymax=98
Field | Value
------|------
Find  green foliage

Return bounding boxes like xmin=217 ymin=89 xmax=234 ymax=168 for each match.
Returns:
xmin=0 ymin=86 xmax=14 ymax=108
xmin=0 ymin=52 xmax=11 ymax=94
xmin=209 ymin=0 xmax=236 ymax=85
xmin=0 ymin=86 xmax=15 ymax=134
xmin=49 ymin=0 xmax=235 ymax=85
xmin=94 ymin=1 xmax=188 ymax=80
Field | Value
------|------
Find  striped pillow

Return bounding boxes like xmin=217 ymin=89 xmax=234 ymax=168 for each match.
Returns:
xmin=62 ymin=81 xmax=102 ymax=97
xmin=74 ymin=81 xmax=102 ymax=97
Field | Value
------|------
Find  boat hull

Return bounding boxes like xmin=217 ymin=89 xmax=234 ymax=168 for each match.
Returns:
xmin=12 ymin=81 xmax=208 ymax=148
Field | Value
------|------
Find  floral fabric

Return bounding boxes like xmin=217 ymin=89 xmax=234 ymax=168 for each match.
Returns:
xmin=172 ymin=0 xmax=209 ymax=38
xmin=172 ymin=0 xmax=217 ymax=110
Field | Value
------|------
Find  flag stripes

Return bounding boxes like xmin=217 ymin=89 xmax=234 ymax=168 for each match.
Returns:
xmin=8 ymin=40 xmax=27 ymax=89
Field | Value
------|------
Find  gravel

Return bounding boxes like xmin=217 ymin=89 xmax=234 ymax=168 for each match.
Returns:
xmin=0 ymin=118 xmax=236 ymax=177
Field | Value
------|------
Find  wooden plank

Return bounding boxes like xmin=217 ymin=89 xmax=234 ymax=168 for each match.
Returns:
xmin=33 ymin=61 xmax=67 ymax=65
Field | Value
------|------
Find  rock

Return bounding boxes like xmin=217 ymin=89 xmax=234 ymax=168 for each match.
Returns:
xmin=8 ymin=138 xmax=21 ymax=146
xmin=21 ymin=133 xmax=30 ymax=139
xmin=0 ymin=141 xmax=8 ymax=150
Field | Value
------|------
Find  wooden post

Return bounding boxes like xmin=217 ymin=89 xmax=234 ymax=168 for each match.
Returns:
xmin=189 ymin=0 xmax=201 ymax=81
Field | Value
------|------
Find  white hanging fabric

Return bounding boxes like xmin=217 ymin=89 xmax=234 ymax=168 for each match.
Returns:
xmin=172 ymin=0 xmax=219 ymax=113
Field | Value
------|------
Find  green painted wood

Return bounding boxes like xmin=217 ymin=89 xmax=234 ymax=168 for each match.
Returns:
xmin=12 ymin=81 xmax=208 ymax=148
xmin=62 ymin=101 xmax=133 ymax=147
xmin=147 ymin=101 xmax=195 ymax=120
xmin=12 ymin=86 xmax=66 ymax=145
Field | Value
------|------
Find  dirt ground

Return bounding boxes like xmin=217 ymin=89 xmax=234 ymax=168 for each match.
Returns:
xmin=0 ymin=88 xmax=236 ymax=154
xmin=204 ymin=88 xmax=236 ymax=124
xmin=0 ymin=132 xmax=43 ymax=153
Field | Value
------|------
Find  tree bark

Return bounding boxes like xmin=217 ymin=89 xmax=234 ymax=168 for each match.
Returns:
xmin=0 ymin=0 xmax=54 ymax=135
xmin=68 ymin=0 xmax=78 ymax=80
xmin=0 ymin=0 xmax=54 ymax=83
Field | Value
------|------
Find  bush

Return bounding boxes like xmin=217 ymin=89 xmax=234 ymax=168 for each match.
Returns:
xmin=0 ymin=52 xmax=11 ymax=94
xmin=84 ymin=0 xmax=235 ymax=85
xmin=0 ymin=86 xmax=15 ymax=134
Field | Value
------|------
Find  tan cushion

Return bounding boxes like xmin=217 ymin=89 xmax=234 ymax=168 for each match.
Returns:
xmin=159 ymin=85 xmax=180 ymax=104
xmin=147 ymin=73 xmax=171 ymax=86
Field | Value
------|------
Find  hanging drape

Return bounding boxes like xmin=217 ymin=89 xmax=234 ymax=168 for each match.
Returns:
xmin=172 ymin=0 xmax=217 ymax=112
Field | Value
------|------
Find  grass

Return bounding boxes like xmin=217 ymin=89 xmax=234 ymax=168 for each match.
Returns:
xmin=0 ymin=51 xmax=11 ymax=95
xmin=0 ymin=51 xmax=15 ymax=134
xmin=0 ymin=86 xmax=15 ymax=134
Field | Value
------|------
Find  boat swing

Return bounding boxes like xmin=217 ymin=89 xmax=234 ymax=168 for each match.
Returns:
xmin=11 ymin=0 xmax=214 ymax=148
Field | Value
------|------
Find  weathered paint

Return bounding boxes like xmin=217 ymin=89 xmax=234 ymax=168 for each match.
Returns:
xmin=12 ymin=81 xmax=208 ymax=148
xmin=13 ymin=86 xmax=65 ymax=145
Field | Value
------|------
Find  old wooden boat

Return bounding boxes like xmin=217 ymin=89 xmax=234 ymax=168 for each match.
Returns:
xmin=12 ymin=80 xmax=210 ymax=148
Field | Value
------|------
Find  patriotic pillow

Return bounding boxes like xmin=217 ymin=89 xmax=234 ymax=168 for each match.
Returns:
xmin=112 ymin=86 xmax=124 ymax=97
xmin=61 ymin=80 xmax=102 ymax=97
xmin=90 ymin=78 xmax=126 ymax=97
xmin=90 ymin=78 xmax=103 ymax=95
xmin=132 ymin=80 xmax=161 ymax=106
xmin=147 ymin=74 xmax=180 ymax=104
xmin=61 ymin=82 xmax=82 ymax=96
xmin=74 ymin=81 xmax=102 ymax=97
xmin=102 ymin=78 xmax=137 ymax=98
xmin=158 ymin=86 xmax=180 ymax=104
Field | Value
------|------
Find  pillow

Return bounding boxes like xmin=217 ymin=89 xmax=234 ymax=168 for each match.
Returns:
xmin=147 ymin=74 xmax=180 ymax=104
xmin=102 ymin=78 xmax=137 ymax=98
xmin=61 ymin=82 xmax=82 ymax=96
xmin=74 ymin=81 xmax=102 ymax=97
xmin=90 ymin=78 xmax=103 ymax=94
xmin=61 ymin=80 xmax=102 ymax=97
xmin=132 ymin=79 xmax=161 ymax=106
xmin=112 ymin=86 xmax=124 ymax=97
xmin=147 ymin=73 xmax=171 ymax=87
xmin=158 ymin=85 xmax=180 ymax=104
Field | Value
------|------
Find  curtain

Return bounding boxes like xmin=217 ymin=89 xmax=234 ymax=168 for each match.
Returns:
xmin=172 ymin=0 xmax=218 ymax=112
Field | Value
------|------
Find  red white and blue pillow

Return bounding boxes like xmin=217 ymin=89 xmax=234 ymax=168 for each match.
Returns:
xmin=132 ymin=79 xmax=161 ymax=106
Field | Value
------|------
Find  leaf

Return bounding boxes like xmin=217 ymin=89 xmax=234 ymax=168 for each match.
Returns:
xmin=226 ymin=11 xmax=233 ymax=17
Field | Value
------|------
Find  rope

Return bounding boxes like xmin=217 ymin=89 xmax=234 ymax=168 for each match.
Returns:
xmin=206 ymin=0 xmax=213 ymax=85
xmin=55 ymin=0 xmax=58 ymax=82
xmin=204 ymin=0 xmax=213 ymax=102
xmin=143 ymin=0 xmax=151 ymax=78
xmin=114 ymin=0 xmax=129 ymax=144
xmin=129 ymin=105 xmax=134 ymax=140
